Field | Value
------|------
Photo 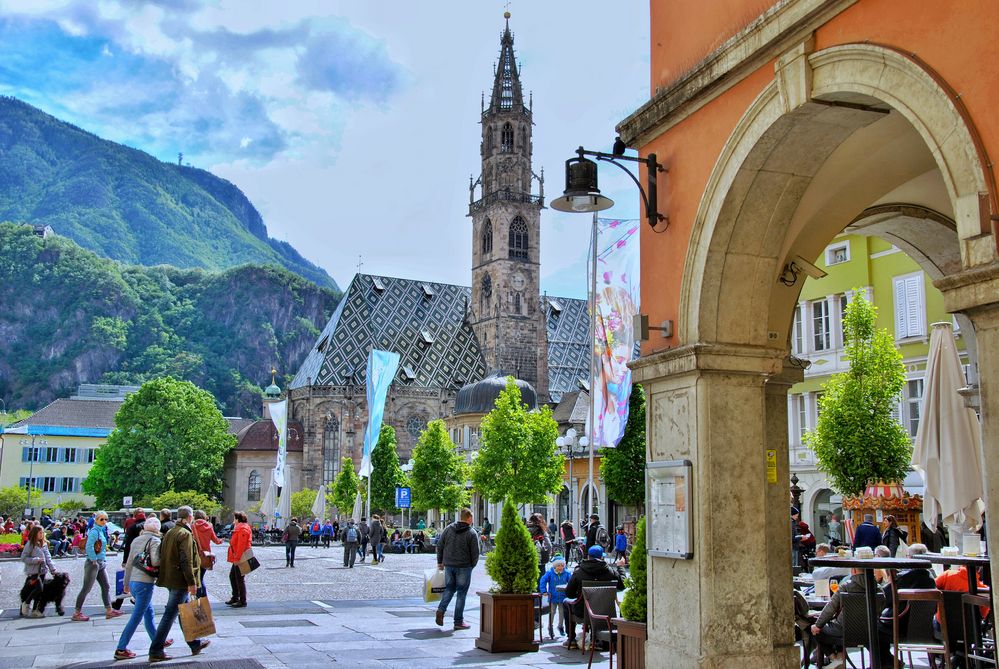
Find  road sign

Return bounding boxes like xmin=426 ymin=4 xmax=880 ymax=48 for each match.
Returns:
xmin=395 ymin=486 xmax=411 ymax=509
xmin=123 ymin=496 xmax=133 ymax=507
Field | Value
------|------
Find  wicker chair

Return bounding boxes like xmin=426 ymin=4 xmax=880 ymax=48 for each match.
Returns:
xmin=894 ymin=589 xmax=952 ymax=669
xmin=581 ymin=586 xmax=620 ymax=669
xmin=840 ymin=592 xmax=876 ymax=669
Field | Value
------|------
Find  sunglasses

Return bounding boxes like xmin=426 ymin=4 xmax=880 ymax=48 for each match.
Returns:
xmin=96 ymin=518 xmax=107 ymax=523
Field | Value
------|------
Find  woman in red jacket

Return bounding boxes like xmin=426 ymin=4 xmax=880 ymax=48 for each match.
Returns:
xmin=226 ymin=512 xmax=252 ymax=608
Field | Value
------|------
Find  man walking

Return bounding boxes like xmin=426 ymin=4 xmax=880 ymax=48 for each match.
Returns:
xmin=358 ymin=518 xmax=370 ymax=561
xmin=435 ymin=508 xmax=479 ymax=630
xmin=342 ymin=519 xmax=359 ymax=568
xmin=148 ymin=506 xmax=209 ymax=662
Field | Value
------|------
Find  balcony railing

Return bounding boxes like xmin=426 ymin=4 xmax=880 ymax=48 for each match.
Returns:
xmin=469 ymin=190 xmax=544 ymax=215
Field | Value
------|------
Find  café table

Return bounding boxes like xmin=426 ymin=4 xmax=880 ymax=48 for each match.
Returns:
xmin=919 ymin=553 xmax=992 ymax=668
xmin=809 ymin=556 xmax=932 ymax=669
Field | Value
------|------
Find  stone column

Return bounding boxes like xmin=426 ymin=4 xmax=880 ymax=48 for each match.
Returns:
xmin=632 ymin=344 xmax=798 ymax=669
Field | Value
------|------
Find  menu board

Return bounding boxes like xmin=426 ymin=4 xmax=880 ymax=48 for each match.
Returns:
xmin=647 ymin=460 xmax=693 ymax=559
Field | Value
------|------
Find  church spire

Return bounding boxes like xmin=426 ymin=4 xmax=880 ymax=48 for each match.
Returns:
xmin=488 ymin=12 xmax=526 ymax=115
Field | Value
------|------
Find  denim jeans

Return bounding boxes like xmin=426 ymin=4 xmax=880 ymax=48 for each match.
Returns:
xmin=117 ymin=581 xmax=156 ymax=651
xmin=149 ymin=588 xmax=201 ymax=656
xmin=375 ymin=542 xmax=384 ymax=560
xmin=285 ymin=540 xmax=297 ymax=566
xmin=437 ymin=566 xmax=473 ymax=624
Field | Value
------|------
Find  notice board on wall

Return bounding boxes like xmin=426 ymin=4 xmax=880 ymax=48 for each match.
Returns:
xmin=646 ymin=459 xmax=693 ymax=559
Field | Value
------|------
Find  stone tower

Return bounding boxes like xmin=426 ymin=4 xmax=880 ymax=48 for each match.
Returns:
xmin=468 ymin=13 xmax=548 ymax=399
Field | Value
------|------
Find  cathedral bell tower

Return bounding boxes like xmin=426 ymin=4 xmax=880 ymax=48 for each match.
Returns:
xmin=468 ymin=12 xmax=548 ymax=399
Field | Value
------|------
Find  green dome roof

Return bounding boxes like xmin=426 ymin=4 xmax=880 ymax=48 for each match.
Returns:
xmin=264 ymin=383 xmax=281 ymax=398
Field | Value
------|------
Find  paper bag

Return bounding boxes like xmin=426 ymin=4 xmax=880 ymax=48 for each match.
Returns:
xmin=238 ymin=548 xmax=260 ymax=575
xmin=423 ymin=568 xmax=446 ymax=602
xmin=178 ymin=597 xmax=216 ymax=642
xmin=115 ymin=569 xmax=126 ymax=597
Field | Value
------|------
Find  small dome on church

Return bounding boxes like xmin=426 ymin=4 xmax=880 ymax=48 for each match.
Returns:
xmin=264 ymin=382 xmax=281 ymax=398
xmin=454 ymin=370 xmax=537 ymax=415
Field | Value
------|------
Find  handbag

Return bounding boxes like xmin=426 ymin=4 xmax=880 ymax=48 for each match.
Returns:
xmin=201 ymin=551 xmax=216 ymax=571
xmin=237 ymin=548 xmax=260 ymax=575
xmin=177 ymin=597 xmax=216 ymax=642
xmin=93 ymin=537 xmax=103 ymax=554
xmin=423 ymin=568 xmax=446 ymax=602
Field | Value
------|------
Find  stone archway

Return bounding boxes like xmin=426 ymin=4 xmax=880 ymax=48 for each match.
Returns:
xmin=635 ymin=41 xmax=999 ymax=668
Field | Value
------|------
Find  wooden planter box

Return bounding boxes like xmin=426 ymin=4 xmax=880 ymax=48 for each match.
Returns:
xmin=475 ymin=591 xmax=539 ymax=653
xmin=612 ymin=617 xmax=647 ymax=669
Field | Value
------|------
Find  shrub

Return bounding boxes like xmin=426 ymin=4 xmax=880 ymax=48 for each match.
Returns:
xmin=620 ymin=516 xmax=647 ymax=622
xmin=485 ymin=498 xmax=539 ymax=594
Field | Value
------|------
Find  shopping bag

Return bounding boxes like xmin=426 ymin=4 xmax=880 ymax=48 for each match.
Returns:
xmin=423 ymin=568 xmax=446 ymax=602
xmin=178 ymin=597 xmax=216 ymax=642
xmin=238 ymin=548 xmax=260 ymax=575
xmin=115 ymin=569 xmax=126 ymax=597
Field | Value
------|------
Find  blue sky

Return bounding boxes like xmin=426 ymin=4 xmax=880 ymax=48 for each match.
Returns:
xmin=0 ymin=1 xmax=650 ymax=298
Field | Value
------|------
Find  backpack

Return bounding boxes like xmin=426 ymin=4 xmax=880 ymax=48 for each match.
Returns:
xmin=312 ymin=522 xmax=320 ymax=533
xmin=346 ymin=526 xmax=358 ymax=543
xmin=596 ymin=526 xmax=612 ymax=552
xmin=132 ymin=538 xmax=159 ymax=577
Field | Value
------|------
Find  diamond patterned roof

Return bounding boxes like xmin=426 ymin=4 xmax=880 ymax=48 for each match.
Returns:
xmin=545 ymin=296 xmax=590 ymax=403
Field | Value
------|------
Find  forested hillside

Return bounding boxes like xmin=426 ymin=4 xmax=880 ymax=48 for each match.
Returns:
xmin=0 ymin=96 xmax=337 ymax=289
xmin=0 ymin=224 xmax=340 ymax=415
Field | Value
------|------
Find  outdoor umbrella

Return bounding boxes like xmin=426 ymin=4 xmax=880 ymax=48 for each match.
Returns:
xmin=258 ymin=481 xmax=276 ymax=522
xmin=275 ymin=482 xmax=292 ymax=529
xmin=351 ymin=491 xmax=363 ymax=522
xmin=311 ymin=484 xmax=327 ymax=521
xmin=912 ymin=322 xmax=985 ymax=532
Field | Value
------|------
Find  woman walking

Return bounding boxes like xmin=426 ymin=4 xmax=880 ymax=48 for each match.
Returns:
xmin=114 ymin=517 xmax=174 ymax=660
xmin=192 ymin=510 xmax=222 ymax=598
xmin=72 ymin=511 xmax=121 ymax=622
xmin=20 ymin=525 xmax=59 ymax=617
xmin=369 ymin=515 xmax=385 ymax=563
xmin=226 ymin=511 xmax=252 ymax=608
xmin=883 ymin=515 xmax=909 ymax=557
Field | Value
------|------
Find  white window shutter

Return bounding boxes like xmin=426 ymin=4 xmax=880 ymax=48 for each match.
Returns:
xmin=894 ymin=277 xmax=907 ymax=339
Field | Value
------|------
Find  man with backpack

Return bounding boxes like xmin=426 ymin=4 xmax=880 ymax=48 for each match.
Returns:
xmin=342 ymin=519 xmax=360 ymax=568
xmin=585 ymin=514 xmax=612 ymax=557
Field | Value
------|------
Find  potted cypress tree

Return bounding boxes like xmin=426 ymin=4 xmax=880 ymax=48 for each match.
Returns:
xmin=613 ymin=516 xmax=647 ymax=669
xmin=475 ymin=498 xmax=540 ymax=653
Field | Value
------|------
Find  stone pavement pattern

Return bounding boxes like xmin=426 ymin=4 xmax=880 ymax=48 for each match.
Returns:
xmin=0 ymin=544 xmax=604 ymax=668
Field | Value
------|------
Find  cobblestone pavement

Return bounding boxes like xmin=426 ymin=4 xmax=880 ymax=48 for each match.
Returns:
xmin=0 ymin=543 xmax=603 ymax=668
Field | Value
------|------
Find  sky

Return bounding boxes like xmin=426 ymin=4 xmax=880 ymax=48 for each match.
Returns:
xmin=0 ymin=1 xmax=650 ymax=298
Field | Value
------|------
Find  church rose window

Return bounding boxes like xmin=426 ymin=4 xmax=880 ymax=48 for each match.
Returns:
xmin=247 ymin=470 xmax=261 ymax=502
xmin=482 ymin=220 xmax=493 ymax=254
xmin=509 ymin=217 xmax=528 ymax=260
xmin=501 ymin=123 xmax=514 ymax=152
xmin=407 ymin=416 xmax=425 ymax=439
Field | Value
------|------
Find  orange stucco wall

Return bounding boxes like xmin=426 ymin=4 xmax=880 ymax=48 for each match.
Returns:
xmin=639 ymin=0 xmax=999 ymax=355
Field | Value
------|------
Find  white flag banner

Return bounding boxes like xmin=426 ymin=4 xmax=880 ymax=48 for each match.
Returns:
xmin=269 ymin=399 xmax=289 ymax=488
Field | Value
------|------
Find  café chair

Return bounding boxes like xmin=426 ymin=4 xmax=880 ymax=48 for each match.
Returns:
xmin=894 ymin=589 xmax=953 ymax=669
xmin=581 ymin=586 xmax=620 ymax=669
xmin=840 ymin=592 xmax=877 ymax=669
xmin=941 ymin=590 xmax=970 ymax=665
xmin=793 ymin=590 xmax=818 ymax=669
xmin=961 ymin=592 xmax=995 ymax=667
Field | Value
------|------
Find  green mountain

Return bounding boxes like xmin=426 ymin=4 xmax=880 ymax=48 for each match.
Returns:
xmin=0 ymin=96 xmax=337 ymax=290
xmin=0 ymin=223 xmax=340 ymax=415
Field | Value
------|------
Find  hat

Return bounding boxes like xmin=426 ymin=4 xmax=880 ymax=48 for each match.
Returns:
xmin=550 ymin=555 xmax=565 ymax=566
xmin=588 ymin=545 xmax=604 ymax=558
xmin=135 ymin=510 xmax=146 ymax=520
xmin=790 ymin=506 xmax=800 ymax=516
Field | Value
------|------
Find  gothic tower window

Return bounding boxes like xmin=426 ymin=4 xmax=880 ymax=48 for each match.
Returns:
xmin=324 ymin=418 xmax=340 ymax=487
xmin=482 ymin=219 xmax=493 ymax=254
xmin=486 ymin=127 xmax=494 ymax=153
xmin=247 ymin=469 xmax=261 ymax=502
xmin=521 ymin=127 xmax=527 ymax=152
xmin=501 ymin=123 xmax=514 ymax=152
xmin=481 ymin=274 xmax=492 ymax=314
xmin=514 ymin=293 xmax=522 ymax=315
xmin=509 ymin=216 xmax=529 ymax=260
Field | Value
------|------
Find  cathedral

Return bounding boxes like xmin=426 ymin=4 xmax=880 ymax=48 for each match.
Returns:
xmin=283 ymin=16 xmax=592 ymax=502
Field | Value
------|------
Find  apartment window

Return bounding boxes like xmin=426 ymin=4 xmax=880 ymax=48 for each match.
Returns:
xmin=815 ymin=392 xmax=825 ymax=419
xmin=792 ymin=306 xmax=803 ymax=354
xmin=796 ymin=395 xmax=808 ymax=441
xmin=60 ymin=477 xmax=79 ymax=493
xmin=42 ymin=476 xmax=57 ymax=493
xmin=63 ymin=448 xmax=77 ymax=463
xmin=906 ymin=378 xmax=924 ymax=438
xmin=45 ymin=447 xmax=59 ymax=463
xmin=825 ymin=242 xmax=850 ymax=266
xmin=894 ymin=272 xmax=926 ymax=339
xmin=812 ymin=300 xmax=831 ymax=351
xmin=247 ymin=470 xmax=261 ymax=502
xmin=19 ymin=477 xmax=39 ymax=489
xmin=22 ymin=448 xmax=40 ymax=463
xmin=87 ymin=449 xmax=97 ymax=463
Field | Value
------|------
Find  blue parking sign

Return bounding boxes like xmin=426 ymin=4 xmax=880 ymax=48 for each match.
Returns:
xmin=395 ymin=486 xmax=411 ymax=508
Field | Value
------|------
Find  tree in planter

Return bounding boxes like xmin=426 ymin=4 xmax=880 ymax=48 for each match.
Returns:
xmin=599 ymin=384 xmax=647 ymax=512
xmin=486 ymin=498 xmax=540 ymax=593
xmin=411 ymin=419 xmax=469 ymax=517
xmin=620 ymin=516 xmax=647 ymax=622
xmin=805 ymin=293 xmax=911 ymax=496
xmin=331 ymin=457 xmax=362 ymax=517
xmin=368 ymin=424 xmax=407 ymax=514
xmin=471 ymin=377 xmax=563 ymax=504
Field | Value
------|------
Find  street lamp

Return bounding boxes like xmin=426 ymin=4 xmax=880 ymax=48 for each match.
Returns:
xmin=555 ymin=428 xmax=588 ymax=525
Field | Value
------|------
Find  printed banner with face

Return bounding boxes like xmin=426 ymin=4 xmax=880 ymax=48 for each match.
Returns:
xmin=592 ymin=218 xmax=641 ymax=450
xmin=359 ymin=348 xmax=401 ymax=477
xmin=268 ymin=398 xmax=289 ymax=488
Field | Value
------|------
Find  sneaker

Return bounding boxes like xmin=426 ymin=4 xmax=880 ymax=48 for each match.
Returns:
xmin=56 ymin=606 xmax=65 ymax=617
xmin=29 ymin=611 xmax=43 ymax=618
xmin=106 ymin=610 xmax=123 ymax=619
xmin=164 ymin=639 xmax=174 ymax=648
xmin=454 ymin=621 xmax=471 ymax=630
xmin=71 ymin=612 xmax=90 ymax=622
xmin=558 ymin=626 xmax=565 ymax=636
xmin=149 ymin=653 xmax=172 ymax=663
xmin=114 ymin=649 xmax=136 ymax=661
xmin=435 ymin=609 xmax=445 ymax=626
xmin=20 ymin=603 xmax=29 ymax=617
xmin=190 ymin=640 xmax=210 ymax=656
xmin=230 ymin=602 xmax=246 ymax=608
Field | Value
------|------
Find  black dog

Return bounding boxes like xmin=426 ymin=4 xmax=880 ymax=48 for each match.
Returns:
xmin=23 ymin=572 xmax=70 ymax=616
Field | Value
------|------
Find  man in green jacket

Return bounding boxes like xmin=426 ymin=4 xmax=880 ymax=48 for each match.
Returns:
xmin=148 ymin=506 xmax=210 ymax=662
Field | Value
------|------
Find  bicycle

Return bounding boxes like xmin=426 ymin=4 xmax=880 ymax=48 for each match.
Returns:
xmin=564 ymin=537 xmax=585 ymax=565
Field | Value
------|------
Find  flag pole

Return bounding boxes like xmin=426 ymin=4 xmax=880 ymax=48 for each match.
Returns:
xmin=587 ymin=212 xmax=598 ymax=519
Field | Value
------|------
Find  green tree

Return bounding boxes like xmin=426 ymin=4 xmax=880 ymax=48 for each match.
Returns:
xmin=411 ymin=419 xmax=469 ymax=515
xmin=146 ymin=490 xmax=222 ymax=516
xmin=620 ymin=516 xmax=647 ymax=622
xmin=486 ymin=498 xmax=539 ymax=594
xmin=0 ymin=485 xmax=41 ymax=518
xmin=599 ymin=384 xmax=647 ymax=510
xmin=369 ymin=424 xmax=407 ymax=514
xmin=56 ymin=499 xmax=88 ymax=515
xmin=0 ymin=409 xmax=31 ymax=427
xmin=472 ymin=377 xmax=563 ymax=504
xmin=331 ymin=457 xmax=362 ymax=517
xmin=82 ymin=377 xmax=236 ymax=507
xmin=291 ymin=488 xmax=318 ymax=520
xmin=805 ymin=292 xmax=911 ymax=496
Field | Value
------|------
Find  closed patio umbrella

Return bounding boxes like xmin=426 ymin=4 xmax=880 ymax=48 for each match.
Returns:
xmin=351 ymin=491 xmax=363 ymax=522
xmin=311 ymin=484 xmax=327 ymax=521
xmin=258 ymin=481 xmax=276 ymax=521
xmin=912 ymin=322 xmax=985 ymax=532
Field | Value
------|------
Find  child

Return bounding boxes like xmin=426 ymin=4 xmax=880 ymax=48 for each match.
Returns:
xmin=538 ymin=555 xmax=570 ymax=639
xmin=69 ymin=529 xmax=85 ymax=557
xmin=614 ymin=526 xmax=628 ymax=563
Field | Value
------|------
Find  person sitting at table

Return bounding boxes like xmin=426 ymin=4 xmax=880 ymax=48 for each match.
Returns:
xmin=811 ymin=567 xmax=884 ymax=669
xmin=876 ymin=543 xmax=935 ymax=658
xmin=853 ymin=514 xmax=883 ymax=551
xmin=934 ymin=562 xmax=990 ymax=627
xmin=561 ymin=546 xmax=625 ymax=650
xmin=873 ymin=545 xmax=892 ymax=584
xmin=811 ymin=544 xmax=851 ymax=582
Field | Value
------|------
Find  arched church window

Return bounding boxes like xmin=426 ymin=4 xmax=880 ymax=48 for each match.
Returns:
xmin=482 ymin=220 xmax=493 ymax=254
xmin=323 ymin=418 xmax=340 ymax=487
xmin=407 ymin=415 xmax=425 ymax=439
xmin=481 ymin=274 xmax=492 ymax=314
xmin=247 ymin=470 xmax=261 ymax=502
xmin=514 ymin=293 xmax=522 ymax=314
xmin=509 ymin=216 xmax=529 ymax=260
xmin=501 ymin=123 xmax=514 ymax=152
xmin=486 ymin=127 xmax=494 ymax=153
xmin=521 ymin=127 xmax=528 ymax=152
